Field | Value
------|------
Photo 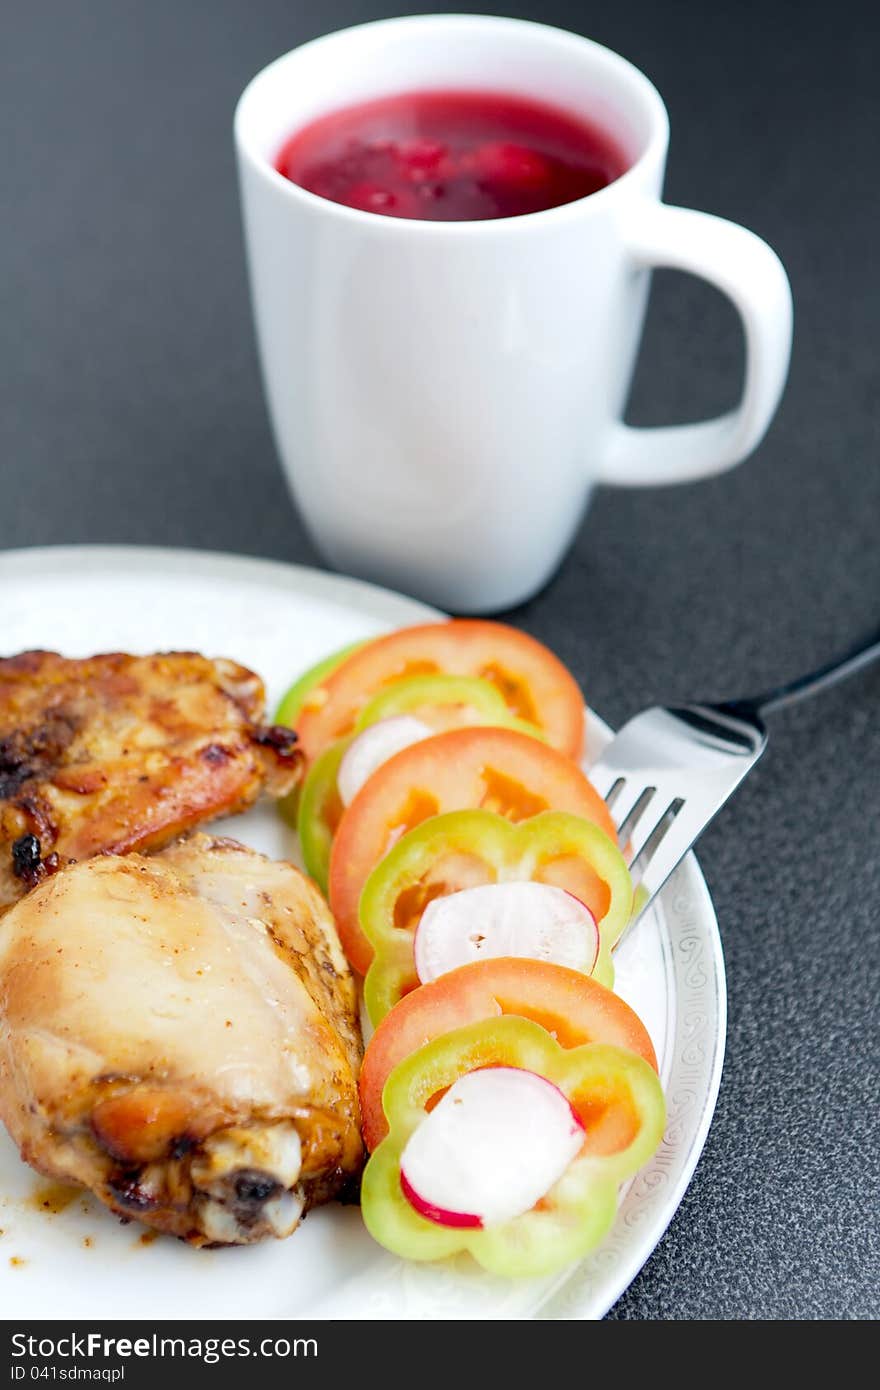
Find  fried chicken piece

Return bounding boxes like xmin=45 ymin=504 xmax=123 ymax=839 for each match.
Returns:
xmin=0 ymin=834 xmax=363 ymax=1245
xmin=0 ymin=651 xmax=301 ymax=911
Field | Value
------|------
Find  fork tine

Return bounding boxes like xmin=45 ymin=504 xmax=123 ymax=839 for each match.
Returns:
xmin=604 ymin=782 xmax=646 ymax=833
xmin=616 ymin=786 xmax=657 ymax=854
xmin=627 ymin=796 xmax=685 ymax=878
xmin=640 ymin=796 xmax=708 ymax=884
xmin=600 ymin=778 xmax=628 ymax=811
xmin=593 ymin=772 xmax=626 ymax=806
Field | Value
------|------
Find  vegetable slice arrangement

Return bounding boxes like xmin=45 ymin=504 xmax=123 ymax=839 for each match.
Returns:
xmin=278 ymin=621 xmax=667 ymax=1280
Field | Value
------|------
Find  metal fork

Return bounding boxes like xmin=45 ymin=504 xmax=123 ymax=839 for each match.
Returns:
xmin=588 ymin=621 xmax=880 ymax=937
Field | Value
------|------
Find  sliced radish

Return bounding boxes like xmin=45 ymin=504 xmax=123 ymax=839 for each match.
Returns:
xmin=413 ymin=881 xmax=599 ymax=984
xmin=400 ymin=1066 xmax=585 ymax=1228
xmin=399 ymin=1170 xmax=482 ymax=1228
xmin=336 ymin=716 xmax=433 ymax=807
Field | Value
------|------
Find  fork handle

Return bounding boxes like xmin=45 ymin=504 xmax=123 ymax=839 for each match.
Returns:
xmin=734 ymin=621 xmax=880 ymax=718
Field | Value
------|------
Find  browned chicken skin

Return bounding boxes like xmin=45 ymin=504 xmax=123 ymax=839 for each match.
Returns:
xmin=0 ymin=651 xmax=301 ymax=912
xmin=0 ymin=835 xmax=364 ymax=1244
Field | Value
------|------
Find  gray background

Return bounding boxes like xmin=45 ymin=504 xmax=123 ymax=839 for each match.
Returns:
xmin=2 ymin=0 xmax=878 ymax=1320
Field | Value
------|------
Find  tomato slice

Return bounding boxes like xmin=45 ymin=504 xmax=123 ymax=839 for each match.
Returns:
xmin=295 ymin=620 xmax=585 ymax=762
xmin=359 ymin=957 xmax=658 ymax=1150
xmin=329 ymin=727 xmax=616 ymax=975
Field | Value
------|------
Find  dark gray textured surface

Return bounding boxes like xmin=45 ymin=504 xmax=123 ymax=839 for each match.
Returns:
xmin=2 ymin=0 xmax=878 ymax=1321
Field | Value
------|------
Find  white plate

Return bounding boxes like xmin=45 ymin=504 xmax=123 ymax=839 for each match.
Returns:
xmin=0 ymin=546 xmax=725 ymax=1321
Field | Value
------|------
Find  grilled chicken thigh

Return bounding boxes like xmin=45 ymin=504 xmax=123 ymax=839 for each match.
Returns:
xmin=0 ymin=651 xmax=301 ymax=912
xmin=0 ymin=835 xmax=363 ymax=1244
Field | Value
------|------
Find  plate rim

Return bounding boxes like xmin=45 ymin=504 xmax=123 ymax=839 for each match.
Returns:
xmin=0 ymin=543 xmax=445 ymax=630
xmin=0 ymin=542 xmax=727 ymax=1320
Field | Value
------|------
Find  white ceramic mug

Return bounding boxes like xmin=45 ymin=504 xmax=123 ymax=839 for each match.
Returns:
xmin=235 ymin=14 xmax=792 ymax=613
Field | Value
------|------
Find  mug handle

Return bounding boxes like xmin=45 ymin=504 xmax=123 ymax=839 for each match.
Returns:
xmin=598 ymin=203 xmax=793 ymax=486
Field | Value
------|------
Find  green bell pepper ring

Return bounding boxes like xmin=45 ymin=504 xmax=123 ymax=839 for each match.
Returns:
xmin=295 ymin=736 xmax=353 ymax=894
xmin=360 ymin=809 xmax=632 ymax=1025
xmin=360 ymin=1015 xmax=666 ymax=1279
xmin=355 ymin=674 xmax=547 ymax=742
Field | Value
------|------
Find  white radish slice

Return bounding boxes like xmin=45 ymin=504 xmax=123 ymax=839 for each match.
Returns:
xmin=413 ymin=881 xmax=599 ymax=984
xmin=336 ymin=716 xmax=433 ymax=806
xmin=400 ymin=1066 xmax=585 ymax=1228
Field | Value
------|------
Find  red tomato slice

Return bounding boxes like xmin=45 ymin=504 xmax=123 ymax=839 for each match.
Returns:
xmin=328 ymin=727 xmax=616 ymax=975
xmin=295 ymin=620 xmax=585 ymax=763
xmin=359 ymin=957 xmax=659 ymax=1150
